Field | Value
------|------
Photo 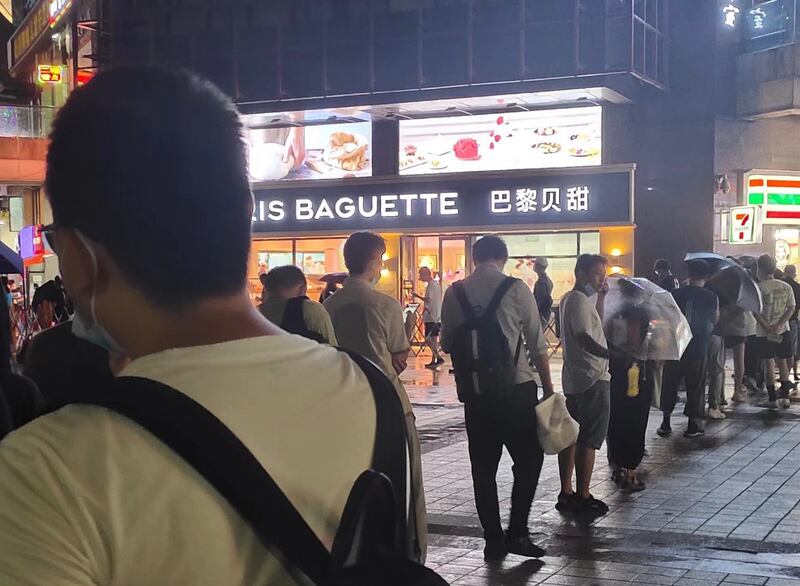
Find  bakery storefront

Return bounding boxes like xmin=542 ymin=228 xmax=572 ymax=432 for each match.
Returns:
xmin=249 ymin=165 xmax=635 ymax=304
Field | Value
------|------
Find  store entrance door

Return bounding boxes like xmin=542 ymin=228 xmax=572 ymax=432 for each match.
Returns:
xmin=401 ymin=235 xmax=470 ymax=302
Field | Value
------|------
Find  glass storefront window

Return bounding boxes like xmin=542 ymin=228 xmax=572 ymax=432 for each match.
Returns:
xmin=295 ymin=238 xmax=347 ymax=300
xmin=504 ymin=233 xmax=578 ymax=257
xmin=580 ymin=232 xmax=600 ymax=254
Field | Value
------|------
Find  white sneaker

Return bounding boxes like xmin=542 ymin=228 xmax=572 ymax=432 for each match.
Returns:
xmin=780 ymin=398 xmax=791 ymax=409
xmin=789 ymin=388 xmax=800 ymax=399
xmin=707 ymin=408 xmax=726 ymax=420
xmin=758 ymin=399 xmax=778 ymax=409
xmin=732 ymin=391 xmax=748 ymax=403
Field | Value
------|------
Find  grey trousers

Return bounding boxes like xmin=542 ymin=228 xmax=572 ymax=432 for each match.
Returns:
xmin=707 ymin=335 xmax=725 ymax=410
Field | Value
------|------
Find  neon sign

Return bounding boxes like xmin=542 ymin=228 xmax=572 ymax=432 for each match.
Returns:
xmin=722 ymin=2 xmax=740 ymax=27
xmin=37 ymin=64 xmax=63 ymax=84
xmin=49 ymin=0 xmax=73 ymax=28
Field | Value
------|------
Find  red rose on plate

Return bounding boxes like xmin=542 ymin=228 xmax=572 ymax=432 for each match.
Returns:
xmin=454 ymin=138 xmax=480 ymax=160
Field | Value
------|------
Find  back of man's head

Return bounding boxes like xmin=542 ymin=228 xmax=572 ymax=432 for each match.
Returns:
xmin=574 ymin=254 xmax=607 ymax=277
xmin=686 ymin=259 xmax=711 ymax=281
xmin=343 ymin=232 xmax=385 ymax=275
xmin=473 ymin=235 xmax=508 ymax=264
xmin=786 ymin=265 xmax=797 ymax=279
xmin=758 ymin=254 xmax=777 ymax=277
xmin=654 ymin=259 xmax=671 ymax=273
xmin=46 ymin=66 xmax=252 ymax=310
xmin=263 ymin=266 xmax=306 ymax=298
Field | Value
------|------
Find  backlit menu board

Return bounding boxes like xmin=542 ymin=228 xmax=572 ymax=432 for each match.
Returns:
xmin=399 ymin=106 xmax=601 ymax=176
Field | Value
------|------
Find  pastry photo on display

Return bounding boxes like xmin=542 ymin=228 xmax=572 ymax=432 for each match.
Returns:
xmin=398 ymin=106 xmax=601 ymax=176
xmin=246 ymin=119 xmax=372 ymax=182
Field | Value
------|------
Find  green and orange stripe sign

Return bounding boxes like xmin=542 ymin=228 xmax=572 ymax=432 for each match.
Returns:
xmin=748 ymin=175 xmax=800 ymax=223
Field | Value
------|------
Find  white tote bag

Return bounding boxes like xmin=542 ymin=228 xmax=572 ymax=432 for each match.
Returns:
xmin=535 ymin=393 xmax=580 ymax=455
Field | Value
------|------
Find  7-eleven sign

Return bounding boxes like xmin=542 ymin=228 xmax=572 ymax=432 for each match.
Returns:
xmin=729 ymin=205 xmax=761 ymax=244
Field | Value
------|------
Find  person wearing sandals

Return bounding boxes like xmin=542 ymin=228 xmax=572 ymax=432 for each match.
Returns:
xmin=605 ymin=281 xmax=653 ymax=493
xmin=557 ymin=254 xmax=612 ymax=514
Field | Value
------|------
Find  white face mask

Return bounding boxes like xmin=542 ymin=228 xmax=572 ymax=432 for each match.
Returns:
xmin=70 ymin=231 xmax=126 ymax=355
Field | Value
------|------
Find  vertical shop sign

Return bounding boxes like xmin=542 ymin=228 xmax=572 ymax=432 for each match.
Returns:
xmin=728 ymin=205 xmax=761 ymax=244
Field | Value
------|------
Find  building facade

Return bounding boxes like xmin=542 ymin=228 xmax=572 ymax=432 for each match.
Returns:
xmin=99 ymin=0 xmax=723 ymax=299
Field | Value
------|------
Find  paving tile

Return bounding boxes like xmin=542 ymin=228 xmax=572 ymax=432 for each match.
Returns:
xmin=721 ymin=576 xmax=769 ymax=585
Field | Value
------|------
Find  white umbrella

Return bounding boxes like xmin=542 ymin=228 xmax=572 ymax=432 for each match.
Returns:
xmin=603 ymin=277 xmax=692 ymax=361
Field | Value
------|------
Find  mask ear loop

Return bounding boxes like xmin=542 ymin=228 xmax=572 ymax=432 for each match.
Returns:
xmin=73 ymin=230 xmax=101 ymax=327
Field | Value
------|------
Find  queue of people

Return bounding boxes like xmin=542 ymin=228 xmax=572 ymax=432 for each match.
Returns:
xmin=0 ymin=64 xmax=796 ymax=585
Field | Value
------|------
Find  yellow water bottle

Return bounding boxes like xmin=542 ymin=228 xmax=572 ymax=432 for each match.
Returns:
xmin=627 ymin=363 xmax=640 ymax=398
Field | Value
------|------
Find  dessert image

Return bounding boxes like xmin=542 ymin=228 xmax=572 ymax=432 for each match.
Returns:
xmin=453 ymin=137 xmax=480 ymax=160
xmin=323 ymin=131 xmax=369 ymax=171
xmin=532 ymin=142 xmax=562 ymax=154
xmin=534 ymin=126 xmax=556 ymax=136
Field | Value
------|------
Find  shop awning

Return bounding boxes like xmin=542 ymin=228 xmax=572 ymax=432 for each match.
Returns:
xmin=0 ymin=241 xmax=23 ymax=274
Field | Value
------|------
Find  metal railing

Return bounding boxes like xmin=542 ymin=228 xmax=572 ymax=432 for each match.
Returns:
xmin=0 ymin=105 xmax=55 ymax=139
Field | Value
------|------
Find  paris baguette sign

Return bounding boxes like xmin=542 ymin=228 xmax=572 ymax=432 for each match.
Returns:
xmin=252 ymin=167 xmax=633 ymax=233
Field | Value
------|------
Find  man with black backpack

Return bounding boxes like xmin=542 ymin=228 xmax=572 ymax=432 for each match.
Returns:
xmin=0 ymin=67 xmax=442 ymax=585
xmin=259 ymin=265 xmax=337 ymax=345
xmin=440 ymin=235 xmax=555 ymax=561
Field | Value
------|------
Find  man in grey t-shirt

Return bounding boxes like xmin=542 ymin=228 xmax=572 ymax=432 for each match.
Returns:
xmin=558 ymin=254 xmax=611 ymax=514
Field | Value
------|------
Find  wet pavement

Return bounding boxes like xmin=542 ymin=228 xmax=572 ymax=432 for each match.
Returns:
xmin=405 ymin=355 xmax=800 ymax=585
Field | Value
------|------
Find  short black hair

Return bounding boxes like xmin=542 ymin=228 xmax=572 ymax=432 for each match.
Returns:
xmin=758 ymin=254 xmax=777 ymax=275
xmin=654 ymin=259 xmax=671 ymax=272
xmin=686 ymin=259 xmax=711 ymax=279
xmin=343 ymin=232 xmax=385 ymax=275
xmin=574 ymin=254 xmax=607 ymax=276
xmin=263 ymin=265 xmax=306 ymax=294
xmin=473 ymin=235 xmax=509 ymax=263
xmin=46 ymin=66 xmax=252 ymax=309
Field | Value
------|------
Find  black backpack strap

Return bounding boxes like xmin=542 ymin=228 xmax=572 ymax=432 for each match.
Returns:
xmin=79 ymin=377 xmax=332 ymax=585
xmin=483 ymin=276 xmax=518 ymax=321
xmin=280 ymin=296 xmax=308 ymax=333
xmin=453 ymin=283 xmax=477 ymax=323
xmin=336 ymin=349 xmax=411 ymax=556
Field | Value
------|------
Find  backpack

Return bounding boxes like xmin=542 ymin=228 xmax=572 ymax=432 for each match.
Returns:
xmin=281 ymin=296 xmax=328 ymax=344
xmin=77 ymin=350 xmax=446 ymax=586
xmin=450 ymin=276 xmax=523 ymax=403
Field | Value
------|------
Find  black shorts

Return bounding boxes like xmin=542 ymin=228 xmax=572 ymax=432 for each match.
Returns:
xmin=752 ymin=333 xmax=794 ymax=360
xmin=723 ymin=335 xmax=746 ymax=348
xmin=424 ymin=322 xmax=441 ymax=338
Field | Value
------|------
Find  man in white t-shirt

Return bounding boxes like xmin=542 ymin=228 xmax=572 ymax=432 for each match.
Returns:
xmin=753 ymin=254 xmax=796 ymax=409
xmin=558 ymin=254 xmax=612 ymax=515
xmin=414 ymin=266 xmax=443 ymax=368
xmin=0 ymin=67 xmax=385 ymax=585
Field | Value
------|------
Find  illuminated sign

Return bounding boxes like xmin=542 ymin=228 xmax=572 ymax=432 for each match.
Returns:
xmin=49 ymin=0 xmax=72 ymax=27
xmin=751 ymin=7 xmax=766 ymax=30
xmin=9 ymin=0 xmax=50 ymax=68
xmin=37 ymin=64 xmax=63 ymax=83
xmin=76 ymin=69 xmax=95 ymax=86
xmin=399 ymin=106 xmax=601 ymax=177
xmin=722 ymin=3 xmax=740 ymax=27
xmin=747 ymin=173 xmax=800 ymax=225
xmin=252 ymin=168 xmax=633 ymax=233
xmin=728 ymin=205 xmax=760 ymax=244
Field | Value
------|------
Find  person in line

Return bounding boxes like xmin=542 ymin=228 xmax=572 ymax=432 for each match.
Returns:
xmin=533 ymin=257 xmax=554 ymax=325
xmin=782 ymin=265 xmax=800 ymax=385
xmin=259 ymin=265 xmax=337 ymax=345
xmin=22 ymin=319 xmax=116 ymax=410
xmin=706 ymin=324 xmax=726 ymax=421
xmin=753 ymin=254 xmax=796 ymax=409
xmin=557 ymin=254 xmax=612 ymax=514
xmin=413 ymin=266 xmax=443 ymax=369
xmin=716 ymin=300 xmax=757 ymax=405
xmin=440 ymin=235 xmax=555 ymax=560
xmin=654 ymin=259 xmax=679 ymax=292
xmin=319 ymin=280 xmax=339 ymax=303
xmin=324 ymin=231 xmax=427 ymax=561
xmin=659 ymin=260 xmax=718 ymax=438
xmin=606 ymin=278 xmax=653 ymax=492
xmin=0 ymin=66 xmax=389 ymax=585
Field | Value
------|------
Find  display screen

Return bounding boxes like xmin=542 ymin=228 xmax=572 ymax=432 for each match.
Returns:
xmin=247 ymin=121 xmax=372 ymax=182
xmin=399 ymin=106 xmax=601 ymax=176
xmin=19 ymin=225 xmax=43 ymax=259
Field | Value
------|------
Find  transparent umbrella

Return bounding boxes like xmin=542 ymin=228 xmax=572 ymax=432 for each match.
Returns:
xmin=603 ymin=276 xmax=692 ymax=361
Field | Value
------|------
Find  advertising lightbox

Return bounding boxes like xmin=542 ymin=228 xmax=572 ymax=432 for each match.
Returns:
xmin=247 ymin=121 xmax=372 ymax=183
xmin=399 ymin=106 xmax=601 ymax=176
